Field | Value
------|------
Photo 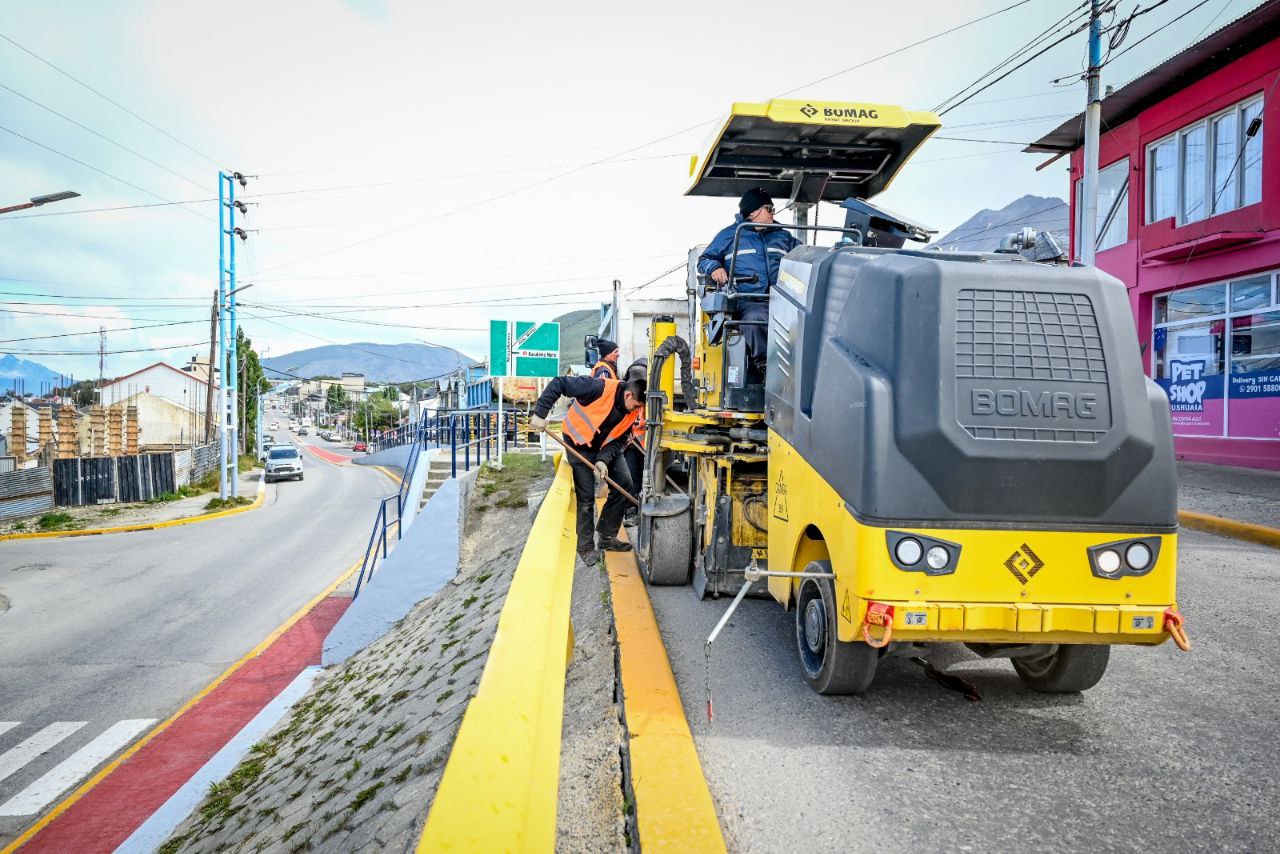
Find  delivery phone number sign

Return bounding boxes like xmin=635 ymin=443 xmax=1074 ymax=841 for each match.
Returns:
xmin=489 ymin=320 xmax=560 ymax=379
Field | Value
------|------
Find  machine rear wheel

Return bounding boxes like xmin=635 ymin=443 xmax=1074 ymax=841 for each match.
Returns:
xmin=642 ymin=510 xmax=693 ymax=586
xmin=794 ymin=562 xmax=877 ymax=695
xmin=1011 ymin=644 xmax=1109 ymax=693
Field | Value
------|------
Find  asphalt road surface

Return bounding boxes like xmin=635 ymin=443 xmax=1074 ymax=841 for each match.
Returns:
xmin=0 ymin=429 xmax=394 ymax=844
xmin=649 ymin=529 xmax=1280 ymax=853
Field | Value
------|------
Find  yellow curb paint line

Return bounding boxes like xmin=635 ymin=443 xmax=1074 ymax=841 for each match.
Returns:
xmin=1179 ymin=510 xmax=1280 ymax=550
xmin=0 ymin=476 xmax=267 ymax=542
xmin=0 ymin=554 xmax=362 ymax=854
xmin=371 ymin=465 xmax=403 ymax=486
xmin=605 ymin=548 xmax=727 ymax=854
xmin=417 ymin=460 xmax=577 ymax=852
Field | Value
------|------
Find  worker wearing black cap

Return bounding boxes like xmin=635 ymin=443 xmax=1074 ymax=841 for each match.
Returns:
xmin=696 ymin=188 xmax=800 ymax=381
xmin=591 ymin=339 xmax=620 ymax=380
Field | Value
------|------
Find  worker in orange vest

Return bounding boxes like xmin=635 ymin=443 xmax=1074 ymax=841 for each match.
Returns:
xmin=591 ymin=339 xmax=620 ymax=380
xmin=529 ymin=374 xmax=646 ymax=563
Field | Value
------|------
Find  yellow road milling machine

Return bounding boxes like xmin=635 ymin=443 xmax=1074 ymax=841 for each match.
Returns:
xmin=636 ymin=99 xmax=1187 ymax=695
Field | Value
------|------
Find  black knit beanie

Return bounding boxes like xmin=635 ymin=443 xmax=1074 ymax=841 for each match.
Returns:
xmin=739 ymin=187 xmax=772 ymax=218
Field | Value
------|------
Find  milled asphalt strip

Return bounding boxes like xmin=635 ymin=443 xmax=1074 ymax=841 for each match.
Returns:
xmin=0 ymin=721 xmax=154 ymax=817
xmin=0 ymin=724 xmax=86 ymax=787
xmin=115 ymin=667 xmax=322 ymax=854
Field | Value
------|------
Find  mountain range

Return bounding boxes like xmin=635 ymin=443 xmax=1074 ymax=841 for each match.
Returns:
xmin=0 ymin=354 xmax=65 ymax=394
xmin=262 ymin=342 xmax=477 ymax=384
xmin=928 ymin=194 xmax=1068 ymax=253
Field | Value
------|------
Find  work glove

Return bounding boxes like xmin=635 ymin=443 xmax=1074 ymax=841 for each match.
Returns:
xmin=529 ymin=414 xmax=547 ymax=433
xmin=595 ymin=460 xmax=608 ymax=482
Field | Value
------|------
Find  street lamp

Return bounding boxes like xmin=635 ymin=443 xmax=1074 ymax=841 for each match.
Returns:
xmin=0 ymin=190 xmax=81 ymax=215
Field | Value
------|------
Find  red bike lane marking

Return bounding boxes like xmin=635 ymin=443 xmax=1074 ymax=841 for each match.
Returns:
xmin=301 ymin=444 xmax=353 ymax=465
xmin=20 ymin=597 xmax=350 ymax=853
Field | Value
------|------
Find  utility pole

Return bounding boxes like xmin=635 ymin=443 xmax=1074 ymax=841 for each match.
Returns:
xmin=218 ymin=171 xmax=247 ymax=499
xmin=97 ymin=326 xmax=105 ymax=396
xmin=1079 ymin=0 xmax=1103 ymax=266
xmin=205 ymin=290 xmax=216 ymax=444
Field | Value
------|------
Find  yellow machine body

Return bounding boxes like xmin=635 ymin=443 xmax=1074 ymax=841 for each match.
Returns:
xmin=766 ymin=434 xmax=1179 ymax=647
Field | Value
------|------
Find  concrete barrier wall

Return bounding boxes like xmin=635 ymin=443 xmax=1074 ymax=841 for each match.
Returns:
xmin=352 ymin=443 xmax=415 ymax=470
xmin=322 ymin=466 xmax=480 ymax=665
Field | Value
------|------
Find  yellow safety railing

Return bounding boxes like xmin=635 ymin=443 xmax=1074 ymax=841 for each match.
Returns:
xmin=418 ymin=457 xmax=577 ymax=852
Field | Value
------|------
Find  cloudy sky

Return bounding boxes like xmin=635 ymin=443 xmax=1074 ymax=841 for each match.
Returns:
xmin=0 ymin=0 xmax=1257 ymax=381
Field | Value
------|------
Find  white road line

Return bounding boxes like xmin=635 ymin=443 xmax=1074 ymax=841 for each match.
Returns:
xmin=0 ymin=723 xmax=19 ymax=740
xmin=0 ymin=719 xmax=153 ymax=816
xmin=0 ymin=722 xmax=86 ymax=786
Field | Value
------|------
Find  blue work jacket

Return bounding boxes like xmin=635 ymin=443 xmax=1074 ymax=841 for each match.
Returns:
xmin=697 ymin=215 xmax=801 ymax=294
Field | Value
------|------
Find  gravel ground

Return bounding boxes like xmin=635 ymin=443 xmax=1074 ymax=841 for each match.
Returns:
xmin=556 ymin=553 xmax=626 ymax=853
xmin=1177 ymin=461 xmax=1280 ymax=528
xmin=0 ymin=470 xmax=260 ymax=535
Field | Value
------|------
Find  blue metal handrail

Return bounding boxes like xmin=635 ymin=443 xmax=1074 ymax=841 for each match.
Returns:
xmin=353 ymin=494 xmax=401 ymax=598
xmin=351 ymin=407 xmax=524 ymax=599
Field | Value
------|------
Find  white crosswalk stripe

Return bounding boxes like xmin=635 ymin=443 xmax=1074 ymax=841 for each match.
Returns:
xmin=0 ymin=723 xmax=19 ymax=740
xmin=0 ymin=719 xmax=154 ymax=816
xmin=0 ymin=722 xmax=86 ymax=787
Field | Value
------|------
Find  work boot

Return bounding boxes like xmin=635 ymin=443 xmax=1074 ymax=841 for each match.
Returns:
xmin=598 ymin=536 xmax=632 ymax=552
xmin=623 ymin=509 xmax=638 ymax=527
xmin=578 ymin=547 xmax=602 ymax=566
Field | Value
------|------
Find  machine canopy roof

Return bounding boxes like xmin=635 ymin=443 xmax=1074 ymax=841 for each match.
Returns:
xmin=686 ymin=99 xmax=940 ymax=203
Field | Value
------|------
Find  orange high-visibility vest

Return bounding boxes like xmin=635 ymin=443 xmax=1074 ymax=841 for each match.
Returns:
xmin=592 ymin=360 xmax=618 ymax=380
xmin=563 ymin=378 xmax=639 ymax=447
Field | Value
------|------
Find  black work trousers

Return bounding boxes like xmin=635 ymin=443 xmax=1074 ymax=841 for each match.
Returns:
xmin=624 ymin=443 xmax=644 ymax=505
xmin=568 ymin=446 xmax=634 ymax=553
xmin=735 ymin=300 xmax=769 ymax=383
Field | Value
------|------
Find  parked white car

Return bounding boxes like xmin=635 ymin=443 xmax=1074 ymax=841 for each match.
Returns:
xmin=264 ymin=446 xmax=304 ymax=483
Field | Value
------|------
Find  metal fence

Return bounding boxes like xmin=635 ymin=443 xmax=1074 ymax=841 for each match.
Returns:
xmin=53 ymin=453 xmax=176 ymax=506
xmin=174 ymin=442 xmax=218 ymax=487
xmin=0 ymin=466 xmax=54 ymax=522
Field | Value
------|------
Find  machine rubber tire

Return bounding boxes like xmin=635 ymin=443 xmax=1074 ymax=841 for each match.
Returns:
xmin=642 ymin=510 xmax=693 ymax=586
xmin=794 ymin=561 xmax=878 ymax=695
xmin=1011 ymin=644 xmax=1110 ymax=693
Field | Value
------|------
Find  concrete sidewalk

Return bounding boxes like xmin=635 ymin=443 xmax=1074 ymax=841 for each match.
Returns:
xmin=1178 ymin=462 xmax=1279 ymax=529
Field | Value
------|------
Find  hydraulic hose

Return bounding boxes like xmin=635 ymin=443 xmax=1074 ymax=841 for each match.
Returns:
xmin=643 ymin=335 xmax=694 ymax=499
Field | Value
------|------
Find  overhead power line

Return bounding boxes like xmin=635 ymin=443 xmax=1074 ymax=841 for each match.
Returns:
xmin=1 ymin=340 xmax=205 ymax=356
xmin=0 ymin=123 xmax=211 ymax=221
xmin=0 ymin=82 xmax=206 ymax=189
xmin=0 ymin=29 xmax=224 ymax=168
xmin=931 ymin=201 xmax=1068 ymax=248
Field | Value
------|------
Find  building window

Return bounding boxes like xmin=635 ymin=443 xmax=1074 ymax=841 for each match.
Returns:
xmin=1146 ymin=94 xmax=1264 ymax=225
xmin=1074 ymin=157 xmax=1129 ymax=255
xmin=1153 ymin=272 xmax=1280 ymax=439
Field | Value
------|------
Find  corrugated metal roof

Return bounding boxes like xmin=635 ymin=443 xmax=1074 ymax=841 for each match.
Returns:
xmin=1026 ymin=0 xmax=1280 ymax=153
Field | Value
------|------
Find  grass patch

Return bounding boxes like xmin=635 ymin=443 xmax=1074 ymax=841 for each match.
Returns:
xmin=237 ymin=453 xmax=259 ymax=473
xmin=98 ymin=506 xmax=122 ymax=517
xmin=37 ymin=512 xmax=78 ymax=532
xmin=348 ymin=783 xmax=383 ymax=812
xmin=205 ymin=495 xmax=254 ymax=512
xmin=435 ymin=689 xmax=454 ymax=704
xmin=391 ymin=765 xmax=413 ymax=784
xmin=199 ymin=758 xmax=266 ymax=822
xmin=146 ymin=491 xmax=183 ymax=504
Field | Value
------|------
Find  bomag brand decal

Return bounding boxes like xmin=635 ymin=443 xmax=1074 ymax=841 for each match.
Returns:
xmin=1003 ymin=544 xmax=1045 ymax=585
xmin=823 ymin=106 xmax=880 ymax=120
xmin=971 ymin=388 xmax=1099 ymax=420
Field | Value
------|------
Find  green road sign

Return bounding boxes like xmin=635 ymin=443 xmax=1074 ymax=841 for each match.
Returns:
xmin=489 ymin=320 xmax=561 ymax=378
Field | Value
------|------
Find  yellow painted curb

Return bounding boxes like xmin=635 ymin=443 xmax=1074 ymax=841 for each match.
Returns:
xmin=418 ymin=459 xmax=577 ymax=852
xmin=371 ymin=465 xmax=403 ymax=486
xmin=605 ymin=547 xmax=727 ymax=853
xmin=1179 ymin=510 xmax=1280 ymax=549
xmin=0 ymin=555 xmax=363 ymax=854
xmin=0 ymin=476 xmax=267 ymax=542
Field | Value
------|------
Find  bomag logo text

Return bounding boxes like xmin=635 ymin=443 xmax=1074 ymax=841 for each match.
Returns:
xmin=971 ymin=388 xmax=1098 ymax=419
xmin=824 ymin=107 xmax=879 ymax=119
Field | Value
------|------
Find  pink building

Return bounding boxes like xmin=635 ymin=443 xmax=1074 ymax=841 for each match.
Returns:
xmin=1029 ymin=1 xmax=1280 ymax=470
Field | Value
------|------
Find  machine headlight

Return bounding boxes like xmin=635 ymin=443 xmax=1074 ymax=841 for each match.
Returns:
xmin=895 ymin=538 xmax=922 ymax=566
xmin=1088 ymin=537 xmax=1161 ymax=579
xmin=886 ymin=531 xmax=961 ymax=576
xmin=1125 ymin=542 xmax=1152 ymax=571
xmin=1095 ymin=549 xmax=1122 ymax=576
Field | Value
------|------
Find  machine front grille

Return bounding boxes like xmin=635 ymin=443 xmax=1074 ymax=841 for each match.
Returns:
xmin=954 ymin=288 xmax=1109 ymax=442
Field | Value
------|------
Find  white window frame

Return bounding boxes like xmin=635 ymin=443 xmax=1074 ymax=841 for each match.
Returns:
xmin=1074 ymin=156 xmax=1130 ymax=256
xmin=1145 ymin=93 xmax=1264 ymax=226
xmin=1151 ymin=269 xmax=1280 ymax=439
